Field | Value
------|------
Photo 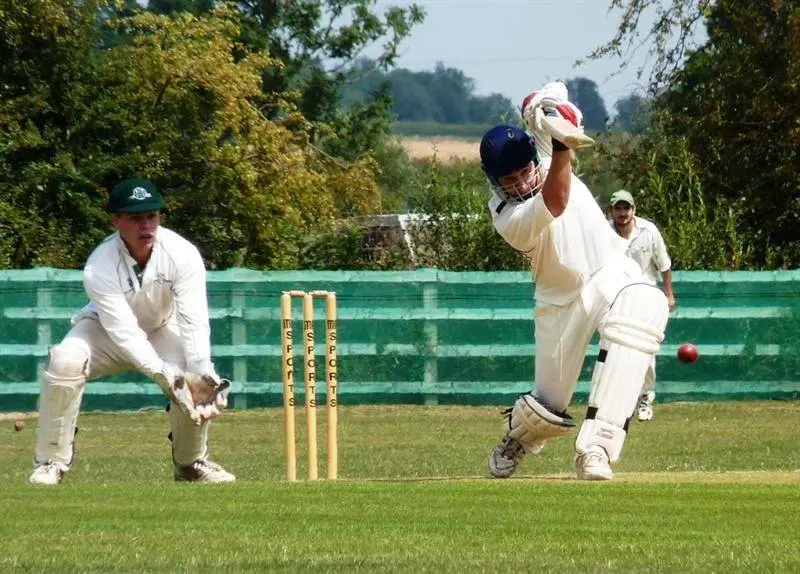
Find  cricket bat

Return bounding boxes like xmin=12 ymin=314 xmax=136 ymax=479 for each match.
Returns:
xmin=540 ymin=115 xmax=595 ymax=149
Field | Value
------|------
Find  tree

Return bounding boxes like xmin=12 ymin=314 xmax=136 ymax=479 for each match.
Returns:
xmin=147 ymin=1 xmax=424 ymax=124
xmin=469 ymin=93 xmax=518 ymax=125
xmin=421 ymin=63 xmax=474 ymax=124
xmin=655 ymin=0 xmax=800 ymax=266
xmin=0 ymin=4 xmax=383 ymax=269
xmin=584 ymin=0 xmax=712 ymax=90
xmin=565 ymin=77 xmax=608 ymax=132
xmin=149 ymin=0 xmax=216 ymax=14
xmin=609 ymin=0 xmax=800 ymax=268
xmin=0 ymin=0 xmax=111 ymax=266
xmin=387 ymin=69 xmax=441 ymax=122
xmin=344 ymin=60 xmax=517 ymax=125
xmin=611 ymin=94 xmax=652 ymax=133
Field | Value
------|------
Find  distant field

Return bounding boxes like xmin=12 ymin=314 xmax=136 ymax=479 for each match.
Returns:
xmin=400 ymin=136 xmax=479 ymax=163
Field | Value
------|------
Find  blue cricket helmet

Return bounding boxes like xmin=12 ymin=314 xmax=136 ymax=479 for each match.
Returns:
xmin=480 ymin=125 xmax=537 ymax=182
xmin=479 ymin=125 xmax=542 ymax=199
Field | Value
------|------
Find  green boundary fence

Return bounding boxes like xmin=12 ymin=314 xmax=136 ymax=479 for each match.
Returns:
xmin=1 ymin=268 xmax=799 ymax=412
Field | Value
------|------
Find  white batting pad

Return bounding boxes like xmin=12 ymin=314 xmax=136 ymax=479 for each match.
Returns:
xmin=506 ymin=393 xmax=576 ymax=453
xmin=34 ymin=341 xmax=89 ymax=466
xmin=589 ymin=283 xmax=669 ymax=427
xmin=575 ymin=418 xmax=626 ymax=462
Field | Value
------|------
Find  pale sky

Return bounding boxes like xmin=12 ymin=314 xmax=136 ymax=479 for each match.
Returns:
xmin=136 ymin=0 xmax=703 ymax=115
xmin=375 ymin=0 xmax=668 ymax=113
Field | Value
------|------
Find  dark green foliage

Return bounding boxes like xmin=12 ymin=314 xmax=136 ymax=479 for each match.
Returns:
xmin=2 ymin=0 xmax=799 ymax=272
xmin=656 ymin=0 xmax=800 ymax=267
xmin=0 ymin=1 xmax=417 ymax=270
xmin=608 ymin=132 xmax=750 ymax=269
xmin=405 ymin=160 xmax=527 ymax=271
xmin=572 ymin=138 xmax=628 ymax=203
xmin=319 ymin=85 xmax=396 ymax=162
xmin=297 ymin=225 xmax=413 ymax=270
xmin=148 ymin=0 xmax=216 ymax=15
xmin=295 ymin=156 xmax=528 ymax=271
xmin=610 ymin=0 xmax=800 ymax=269
xmin=610 ymin=94 xmax=653 ymax=134
xmin=0 ymin=0 xmax=114 ymax=267
xmin=342 ymin=59 xmax=518 ymax=125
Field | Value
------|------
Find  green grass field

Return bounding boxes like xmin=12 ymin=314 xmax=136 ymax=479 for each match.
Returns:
xmin=2 ymin=401 xmax=799 ymax=572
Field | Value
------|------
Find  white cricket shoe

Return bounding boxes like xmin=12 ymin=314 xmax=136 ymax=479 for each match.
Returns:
xmin=576 ymin=447 xmax=613 ymax=481
xmin=29 ymin=462 xmax=68 ymax=485
xmin=637 ymin=394 xmax=654 ymax=421
xmin=488 ymin=436 xmax=525 ymax=478
xmin=174 ymin=458 xmax=236 ymax=483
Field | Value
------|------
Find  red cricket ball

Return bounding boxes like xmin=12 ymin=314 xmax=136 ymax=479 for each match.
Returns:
xmin=677 ymin=342 xmax=699 ymax=364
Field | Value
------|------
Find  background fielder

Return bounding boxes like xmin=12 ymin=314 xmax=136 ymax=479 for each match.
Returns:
xmin=29 ymin=178 xmax=233 ymax=485
xmin=482 ymin=82 xmax=669 ymax=481
xmin=608 ymin=189 xmax=676 ymax=421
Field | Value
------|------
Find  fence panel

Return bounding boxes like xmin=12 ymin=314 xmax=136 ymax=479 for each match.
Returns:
xmin=1 ymin=268 xmax=798 ymax=412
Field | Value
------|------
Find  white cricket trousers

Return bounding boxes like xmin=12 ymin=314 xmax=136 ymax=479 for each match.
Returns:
xmin=35 ymin=316 xmax=210 ymax=467
xmin=532 ymin=256 xmax=648 ymax=412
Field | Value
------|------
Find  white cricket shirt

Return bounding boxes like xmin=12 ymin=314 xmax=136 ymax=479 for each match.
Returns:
xmin=79 ymin=226 xmax=213 ymax=378
xmin=489 ymin=174 xmax=628 ymax=305
xmin=609 ymin=216 xmax=671 ymax=285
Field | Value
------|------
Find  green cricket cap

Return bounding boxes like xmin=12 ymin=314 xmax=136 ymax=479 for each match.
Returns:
xmin=609 ymin=189 xmax=635 ymax=207
xmin=108 ymin=179 xmax=166 ymax=213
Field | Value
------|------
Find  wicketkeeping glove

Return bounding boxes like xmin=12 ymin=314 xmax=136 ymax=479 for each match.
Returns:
xmin=153 ymin=364 xmax=231 ymax=425
xmin=184 ymin=372 xmax=231 ymax=421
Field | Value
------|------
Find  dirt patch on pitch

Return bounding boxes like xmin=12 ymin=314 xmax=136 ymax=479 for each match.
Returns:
xmin=358 ymin=471 xmax=800 ymax=485
xmin=602 ymin=471 xmax=800 ymax=484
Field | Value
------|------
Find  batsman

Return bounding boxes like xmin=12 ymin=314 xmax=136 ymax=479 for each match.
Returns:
xmin=28 ymin=178 xmax=234 ymax=485
xmin=482 ymin=82 xmax=670 ymax=480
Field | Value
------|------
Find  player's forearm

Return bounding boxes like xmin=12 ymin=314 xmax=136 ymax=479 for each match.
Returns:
xmin=661 ymin=269 xmax=674 ymax=296
xmin=541 ymin=146 xmax=572 ymax=217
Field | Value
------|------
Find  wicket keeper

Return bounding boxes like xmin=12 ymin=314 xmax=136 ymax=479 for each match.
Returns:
xmin=29 ymin=179 xmax=234 ymax=485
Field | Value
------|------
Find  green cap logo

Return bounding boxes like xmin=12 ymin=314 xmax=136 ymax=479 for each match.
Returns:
xmin=130 ymin=186 xmax=152 ymax=201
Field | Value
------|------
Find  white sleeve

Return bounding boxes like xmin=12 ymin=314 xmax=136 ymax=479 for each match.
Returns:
xmin=171 ymin=246 xmax=214 ymax=375
xmin=490 ymin=192 xmax=555 ymax=254
xmin=83 ymin=265 xmax=164 ymax=378
xmin=652 ymin=226 xmax=672 ymax=272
